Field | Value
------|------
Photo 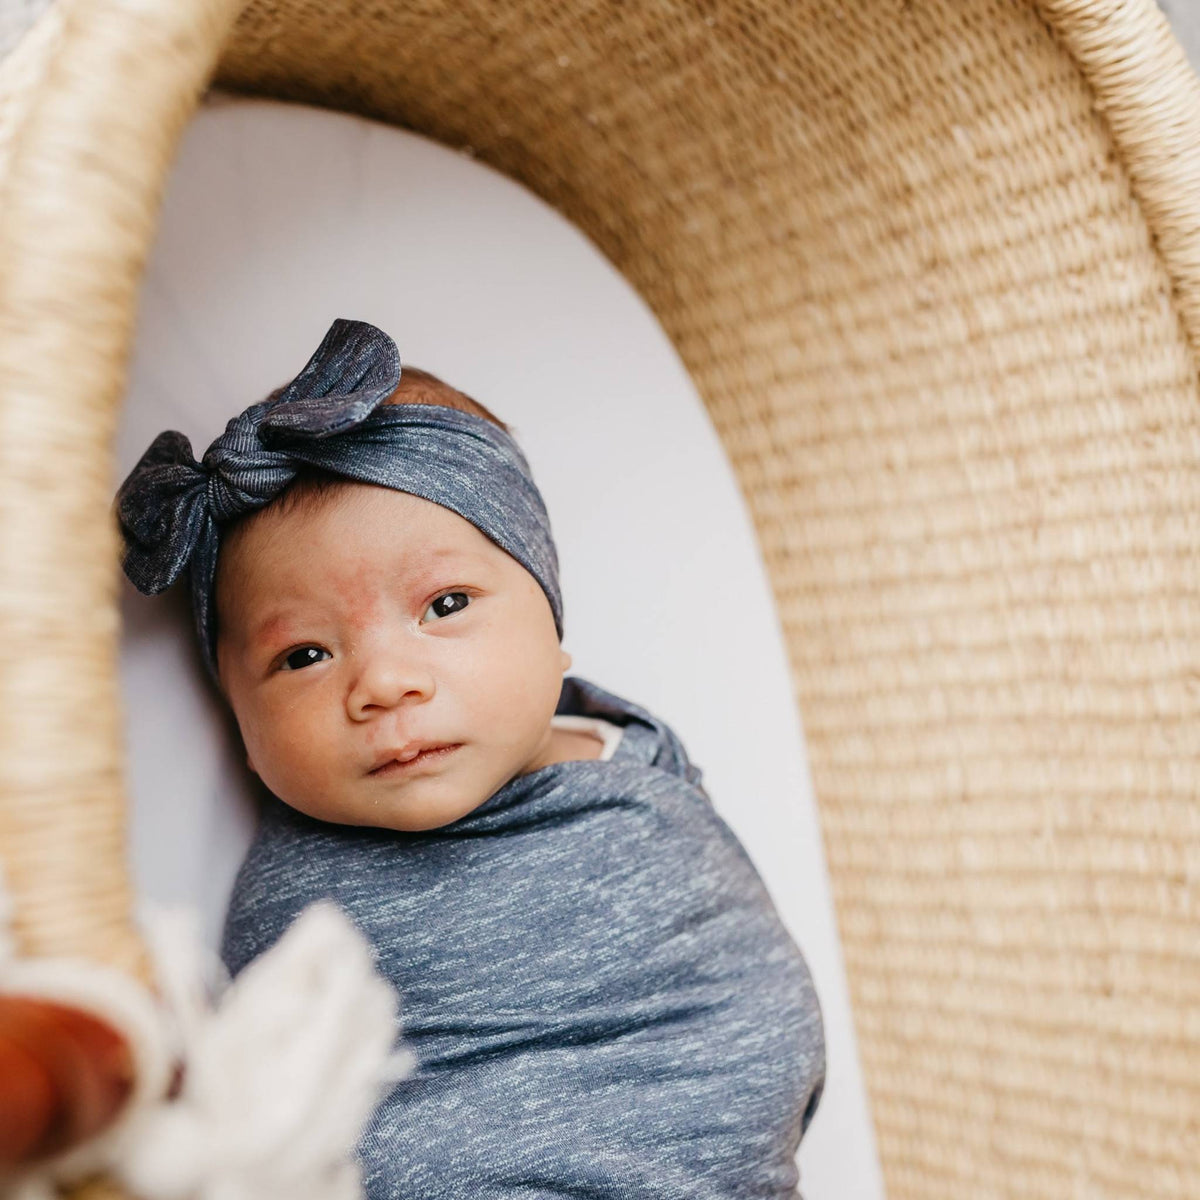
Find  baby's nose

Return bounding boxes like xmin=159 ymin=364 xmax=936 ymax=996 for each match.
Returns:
xmin=346 ymin=637 xmax=436 ymax=718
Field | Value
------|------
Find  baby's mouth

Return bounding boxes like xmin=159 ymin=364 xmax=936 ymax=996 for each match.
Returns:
xmin=368 ymin=744 xmax=462 ymax=776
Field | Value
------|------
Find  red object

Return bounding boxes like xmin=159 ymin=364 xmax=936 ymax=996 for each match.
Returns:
xmin=0 ymin=995 xmax=135 ymax=1165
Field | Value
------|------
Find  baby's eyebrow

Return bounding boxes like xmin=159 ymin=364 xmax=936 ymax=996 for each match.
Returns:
xmin=247 ymin=611 xmax=303 ymax=648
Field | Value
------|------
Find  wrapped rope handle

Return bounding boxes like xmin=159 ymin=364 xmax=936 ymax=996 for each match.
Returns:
xmin=0 ymin=0 xmax=249 ymax=1188
xmin=0 ymin=897 xmax=411 ymax=1200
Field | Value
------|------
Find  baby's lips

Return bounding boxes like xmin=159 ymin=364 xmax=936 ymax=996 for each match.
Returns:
xmin=367 ymin=741 xmax=459 ymax=772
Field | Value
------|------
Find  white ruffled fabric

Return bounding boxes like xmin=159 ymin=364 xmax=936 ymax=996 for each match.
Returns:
xmin=0 ymin=863 xmax=412 ymax=1200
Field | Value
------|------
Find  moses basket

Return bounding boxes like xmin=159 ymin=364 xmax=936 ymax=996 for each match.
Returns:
xmin=1 ymin=0 xmax=1198 ymax=1197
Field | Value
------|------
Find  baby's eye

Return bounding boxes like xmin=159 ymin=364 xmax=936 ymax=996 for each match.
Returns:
xmin=423 ymin=591 xmax=471 ymax=622
xmin=281 ymin=646 xmax=331 ymax=671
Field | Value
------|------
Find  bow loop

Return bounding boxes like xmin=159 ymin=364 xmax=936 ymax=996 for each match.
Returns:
xmin=117 ymin=319 xmax=402 ymax=597
xmin=116 ymin=430 xmax=211 ymax=595
xmin=258 ymin=317 xmax=400 ymax=440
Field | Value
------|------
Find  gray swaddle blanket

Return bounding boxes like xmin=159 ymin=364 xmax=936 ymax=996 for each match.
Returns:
xmin=221 ymin=674 xmax=826 ymax=1199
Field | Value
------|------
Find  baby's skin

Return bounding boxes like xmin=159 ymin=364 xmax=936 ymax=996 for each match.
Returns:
xmin=214 ymin=481 xmax=601 ymax=832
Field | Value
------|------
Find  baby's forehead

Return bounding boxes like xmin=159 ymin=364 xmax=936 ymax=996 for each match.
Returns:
xmin=220 ymin=485 xmax=501 ymax=593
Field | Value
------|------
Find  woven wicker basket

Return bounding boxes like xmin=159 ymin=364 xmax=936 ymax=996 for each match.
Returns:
xmin=2 ymin=1 xmax=1198 ymax=1197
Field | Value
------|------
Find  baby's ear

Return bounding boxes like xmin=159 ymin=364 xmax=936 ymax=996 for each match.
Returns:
xmin=560 ymin=649 xmax=572 ymax=674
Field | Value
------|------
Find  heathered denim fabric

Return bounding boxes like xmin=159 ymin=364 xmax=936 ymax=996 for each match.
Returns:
xmin=114 ymin=318 xmax=562 ymax=680
xmin=221 ymin=675 xmax=826 ymax=1200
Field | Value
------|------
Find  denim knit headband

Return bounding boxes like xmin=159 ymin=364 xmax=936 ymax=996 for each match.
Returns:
xmin=115 ymin=318 xmax=562 ymax=680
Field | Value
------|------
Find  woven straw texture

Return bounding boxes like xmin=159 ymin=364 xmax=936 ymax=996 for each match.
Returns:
xmin=2 ymin=1 xmax=1198 ymax=1198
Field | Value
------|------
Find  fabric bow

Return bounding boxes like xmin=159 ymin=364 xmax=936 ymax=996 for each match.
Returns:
xmin=116 ymin=318 xmax=401 ymax=598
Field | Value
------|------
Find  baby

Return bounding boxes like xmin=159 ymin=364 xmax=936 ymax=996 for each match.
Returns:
xmin=117 ymin=318 xmax=826 ymax=1199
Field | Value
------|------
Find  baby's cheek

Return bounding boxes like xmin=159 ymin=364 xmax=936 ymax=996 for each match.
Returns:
xmin=253 ymin=725 xmax=323 ymax=808
xmin=265 ymin=706 xmax=322 ymax=765
xmin=239 ymin=701 xmax=303 ymax=774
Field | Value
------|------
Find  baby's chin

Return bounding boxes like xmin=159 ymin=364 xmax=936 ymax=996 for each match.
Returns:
xmin=275 ymin=781 xmax=493 ymax=834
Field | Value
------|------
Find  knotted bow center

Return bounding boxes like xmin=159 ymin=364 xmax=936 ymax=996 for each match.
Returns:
xmin=201 ymin=402 xmax=298 ymax=523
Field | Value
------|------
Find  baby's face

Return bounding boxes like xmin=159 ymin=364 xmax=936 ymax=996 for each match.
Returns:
xmin=215 ymin=482 xmax=571 ymax=832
